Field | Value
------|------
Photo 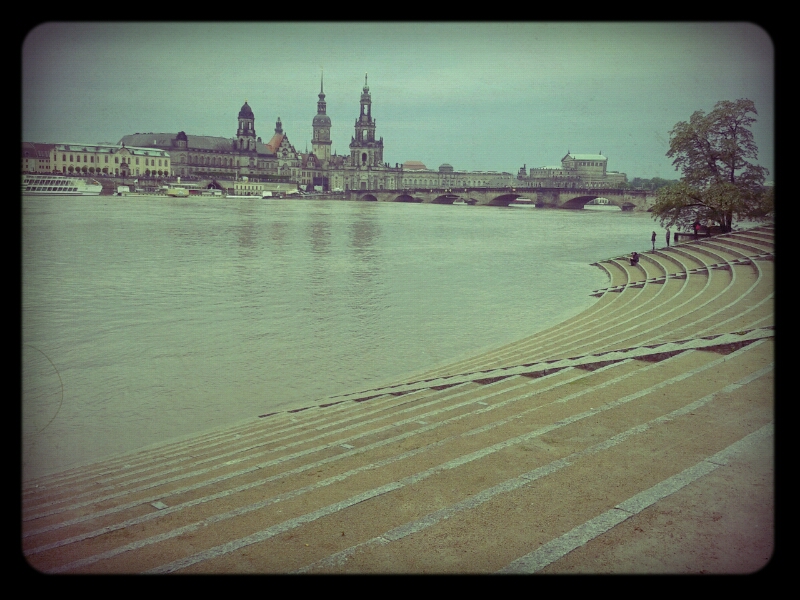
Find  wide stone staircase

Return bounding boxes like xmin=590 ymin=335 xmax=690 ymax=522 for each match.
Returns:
xmin=21 ymin=225 xmax=775 ymax=574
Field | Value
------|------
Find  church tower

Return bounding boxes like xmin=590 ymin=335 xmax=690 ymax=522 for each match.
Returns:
xmin=236 ymin=100 xmax=257 ymax=152
xmin=349 ymin=73 xmax=383 ymax=168
xmin=311 ymin=70 xmax=332 ymax=164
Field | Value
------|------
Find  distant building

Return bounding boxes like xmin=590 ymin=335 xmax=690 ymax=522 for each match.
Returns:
xmin=31 ymin=76 xmax=631 ymax=193
xmin=21 ymin=142 xmax=53 ymax=173
xmin=394 ymin=161 xmax=513 ymax=189
xmin=22 ymin=141 xmax=171 ymax=177
xmin=118 ymin=101 xmax=301 ymax=181
xmin=403 ymin=161 xmax=428 ymax=171
xmin=518 ymin=153 xmax=627 ymax=188
xmin=299 ymin=72 xmax=401 ymax=192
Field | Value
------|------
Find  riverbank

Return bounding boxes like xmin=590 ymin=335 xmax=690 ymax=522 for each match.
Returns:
xmin=22 ymin=224 xmax=774 ymax=574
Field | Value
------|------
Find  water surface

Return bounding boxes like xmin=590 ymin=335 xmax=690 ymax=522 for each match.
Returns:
xmin=22 ymin=196 xmax=660 ymax=480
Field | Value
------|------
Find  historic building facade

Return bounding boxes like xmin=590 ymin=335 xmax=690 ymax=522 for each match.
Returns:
xmin=517 ymin=153 xmax=627 ymax=188
xmin=396 ymin=162 xmax=514 ymax=189
xmin=118 ymin=101 xmax=301 ymax=181
xmin=311 ymin=74 xmax=544 ymax=192
xmin=22 ymin=142 xmax=171 ymax=177
xmin=298 ymin=74 xmax=512 ymax=192
xmin=30 ymin=77 xmax=629 ymax=194
xmin=22 ymin=142 xmax=53 ymax=173
xmin=306 ymin=73 xmax=402 ymax=192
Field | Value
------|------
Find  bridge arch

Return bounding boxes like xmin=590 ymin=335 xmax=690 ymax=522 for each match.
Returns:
xmin=393 ymin=193 xmax=422 ymax=203
xmin=432 ymin=194 xmax=462 ymax=204
xmin=486 ymin=193 xmax=521 ymax=207
xmin=359 ymin=193 xmax=378 ymax=201
xmin=560 ymin=195 xmax=615 ymax=209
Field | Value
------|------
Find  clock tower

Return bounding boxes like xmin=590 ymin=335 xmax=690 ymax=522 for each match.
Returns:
xmin=311 ymin=70 xmax=332 ymax=164
xmin=349 ymin=73 xmax=383 ymax=168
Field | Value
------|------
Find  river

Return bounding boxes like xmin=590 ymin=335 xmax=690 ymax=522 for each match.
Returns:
xmin=22 ymin=196 xmax=661 ymax=481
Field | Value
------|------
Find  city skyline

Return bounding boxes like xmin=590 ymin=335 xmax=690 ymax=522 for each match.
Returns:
xmin=22 ymin=22 xmax=774 ymax=181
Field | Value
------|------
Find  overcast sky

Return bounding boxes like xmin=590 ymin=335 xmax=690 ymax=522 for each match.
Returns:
xmin=22 ymin=22 xmax=774 ymax=181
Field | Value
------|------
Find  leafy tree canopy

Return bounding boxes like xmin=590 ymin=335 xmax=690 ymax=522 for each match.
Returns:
xmin=651 ymin=99 xmax=772 ymax=232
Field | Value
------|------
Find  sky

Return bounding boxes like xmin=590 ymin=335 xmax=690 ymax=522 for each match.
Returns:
xmin=22 ymin=22 xmax=774 ymax=182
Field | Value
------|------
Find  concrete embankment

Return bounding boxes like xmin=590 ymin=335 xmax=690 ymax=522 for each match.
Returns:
xmin=22 ymin=225 xmax=775 ymax=574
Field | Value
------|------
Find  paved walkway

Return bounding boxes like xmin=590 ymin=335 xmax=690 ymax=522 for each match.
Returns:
xmin=22 ymin=225 xmax=775 ymax=574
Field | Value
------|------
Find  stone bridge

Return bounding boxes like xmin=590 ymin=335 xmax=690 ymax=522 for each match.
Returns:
xmin=343 ymin=186 xmax=654 ymax=211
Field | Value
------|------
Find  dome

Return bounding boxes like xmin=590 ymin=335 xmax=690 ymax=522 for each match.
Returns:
xmin=238 ymin=101 xmax=254 ymax=119
xmin=175 ymin=131 xmax=188 ymax=141
xmin=313 ymin=114 xmax=331 ymax=127
xmin=439 ymin=163 xmax=454 ymax=172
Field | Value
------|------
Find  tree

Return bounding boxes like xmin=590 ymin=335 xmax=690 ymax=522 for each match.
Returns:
xmin=651 ymin=99 xmax=772 ymax=232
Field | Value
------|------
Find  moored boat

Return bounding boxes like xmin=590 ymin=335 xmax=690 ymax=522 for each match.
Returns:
xmin=508 ymin=197 xmax=536 ymax=208
xmin=22 ymin=174 xmax=103 ymax=196
xmin=583 ymin=197 xmax=621 ymax=211
xmin=165 ymin=187 xmax=190 ymax=197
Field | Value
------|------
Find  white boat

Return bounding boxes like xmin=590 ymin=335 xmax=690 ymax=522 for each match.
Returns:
xmin=22 ymin=174 xmax=103 ymax=196
xmin=452 ymin=199 xmax=469 ymax=206
xmin=584 ymin=197 xmax=621 ymax=211
xmin=508 ymin=197 xmax=536 ymax=208
xmin=165 ymin=187 xmax=190 ymax=197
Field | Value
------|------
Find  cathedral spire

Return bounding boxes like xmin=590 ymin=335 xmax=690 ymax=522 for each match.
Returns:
xmin=351 ymin=74 xmax=382 ymax=168
xmin=312 ymin=72 xmax=332 ymax=163
xmin=317 ymin=70 xmax=327 ymax=113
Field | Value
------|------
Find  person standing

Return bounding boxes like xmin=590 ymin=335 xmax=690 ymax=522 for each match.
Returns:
xmin=693 ymin=220 xmax=701 ymax=239
xmin=651 ymin=231 xmax=657 ymax=251
xmin=666 ymin=227 xmax=671 ymax=248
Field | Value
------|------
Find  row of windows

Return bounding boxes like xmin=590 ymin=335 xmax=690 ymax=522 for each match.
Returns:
xmin=58 ymin=165 xmax=169 ymax=176
xmin=402 ymin=179 xmax=490 ymax=187
xmin=59 ymin=154 xmax=166 ymax=166
xmin=186 ymin=155 xmax=235 ymax=166
xmin=62 ymin=154 xmax=100 ymax=163
xmin=179 ymin=157 xmax=281 ymax=174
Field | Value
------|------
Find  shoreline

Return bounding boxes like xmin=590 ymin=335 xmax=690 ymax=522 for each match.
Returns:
xmin=23 ymin=224 xmax=774 ymax=574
